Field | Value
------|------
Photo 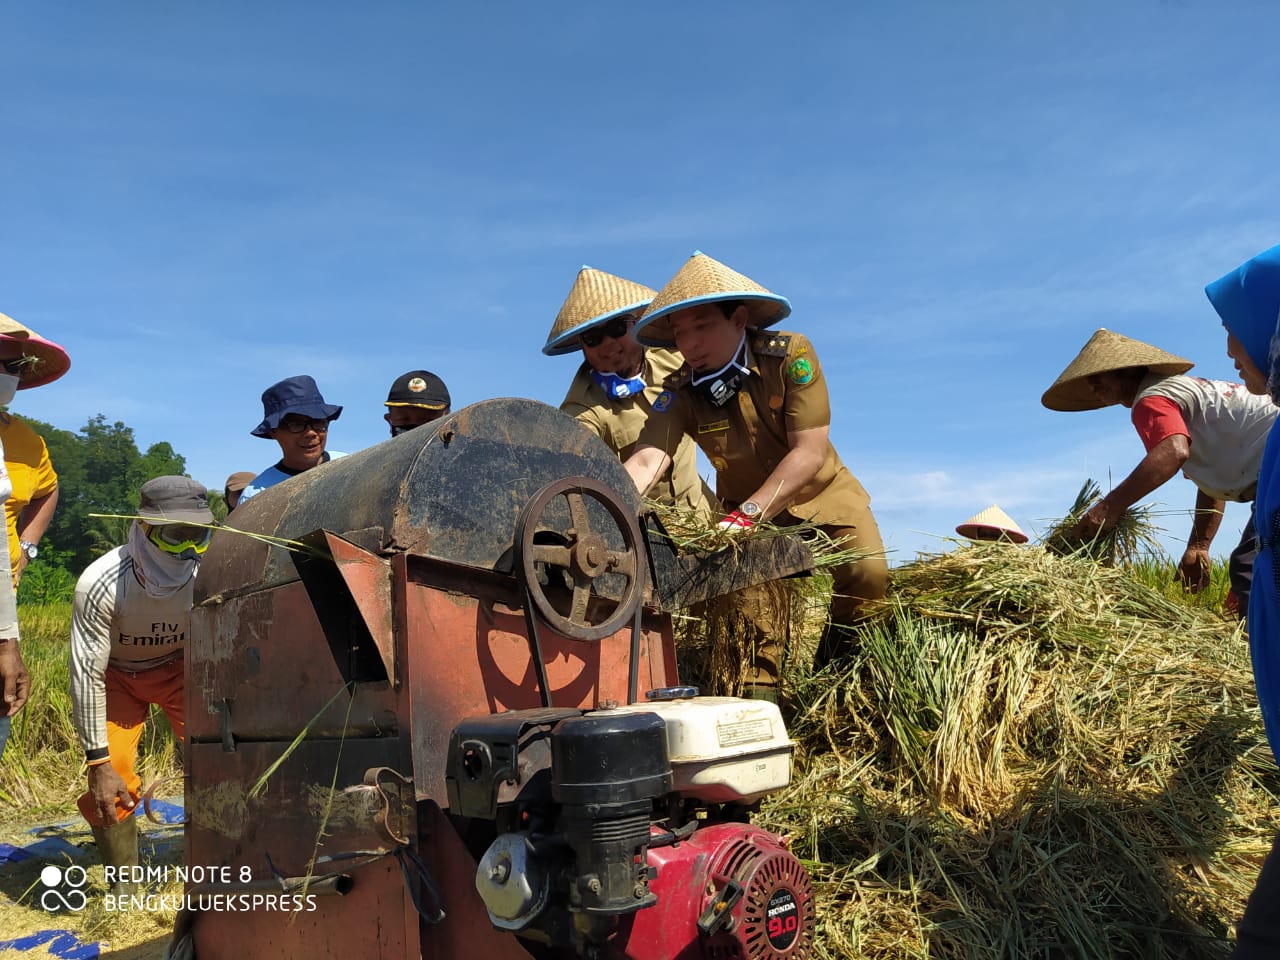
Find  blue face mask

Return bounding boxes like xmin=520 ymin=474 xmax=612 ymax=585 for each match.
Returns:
xmin=590 ymin=368 xmax=648 ymax=400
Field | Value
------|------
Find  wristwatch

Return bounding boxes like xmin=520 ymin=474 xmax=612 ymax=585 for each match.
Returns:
xmin=738 ymin=501 xmax=762 ymax=519
xmin=19 ymin=540 xmax=38 ymax=561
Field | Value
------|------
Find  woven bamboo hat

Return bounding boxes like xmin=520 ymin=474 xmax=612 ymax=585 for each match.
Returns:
xmin=1041 ymin=329 xmax=1192 ymax=411
xmin=0 ymin=311 xmax=71 ymax=389
xmin=633 ymin=252 xmax=791 ymax=347
xmin=955 ymin=505 xmax=1029 ymax=544
xmin=542 ymin=267 xmax=656 ymax=356
xmin=0 ymin=312 xmax=32 ymax=340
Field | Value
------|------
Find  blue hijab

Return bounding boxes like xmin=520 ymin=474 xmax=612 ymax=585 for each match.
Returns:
xmin=1206 ymin=245 xmax=1280 ymax=754
xmin=1206 ymin=244 xmax=1280 ymax=379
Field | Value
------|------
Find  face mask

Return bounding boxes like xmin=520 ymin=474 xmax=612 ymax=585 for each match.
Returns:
xmin=590 ymin=369 xmax=648 ymax=400
xmin=690 ymin=335 xmax=751 ymax=408
xmin=0 ymin=374 xmax=19 ymax=406
xmin=390 ymin=423 xmax=416 ymax=437
xmin=129 ymin=523 xmax=199 ymax=598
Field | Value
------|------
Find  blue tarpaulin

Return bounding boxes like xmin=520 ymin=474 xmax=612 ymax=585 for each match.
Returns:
xmin=0 ymin=837 xmax=87 ymax=865
xmin=0 ymin=930 xmax=100 ymax=959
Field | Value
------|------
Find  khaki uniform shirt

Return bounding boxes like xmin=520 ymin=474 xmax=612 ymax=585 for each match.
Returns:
xmin=561 ymin=347 xmax=712 ymax=516
xmin=636 ymin=330 xmax=871 ymax=525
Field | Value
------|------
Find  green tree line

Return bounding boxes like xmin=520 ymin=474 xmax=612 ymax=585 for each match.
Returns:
xmin=12 ymin=412 xmax=216 ymax=604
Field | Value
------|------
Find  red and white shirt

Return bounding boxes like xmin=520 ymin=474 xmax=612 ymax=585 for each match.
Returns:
xmin=1131 ymin=373 xmax=1277 ymax=501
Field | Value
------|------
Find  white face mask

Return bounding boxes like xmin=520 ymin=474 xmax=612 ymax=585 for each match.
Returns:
xmin=0 ymin=373 xmax=18 ymax=406
xmin=128 ymin=523 xmax=199 ymax=598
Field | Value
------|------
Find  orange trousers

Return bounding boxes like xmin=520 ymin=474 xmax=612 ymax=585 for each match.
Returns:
xmin=77 ymin=657 xmax=184 ymax=826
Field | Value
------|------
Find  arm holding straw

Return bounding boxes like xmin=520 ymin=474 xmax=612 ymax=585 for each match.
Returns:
xmin=1179 ymin=488 xmax=1224 ymax=593
xmin=1076 ymin=434 xmax=1189 ymax=539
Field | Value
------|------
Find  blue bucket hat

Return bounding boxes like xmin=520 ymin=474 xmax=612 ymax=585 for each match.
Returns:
xmin=251 ymin=375 xmax=343 ymax=438
xmin=1205 ymin=244 xmax=1280 ymax=374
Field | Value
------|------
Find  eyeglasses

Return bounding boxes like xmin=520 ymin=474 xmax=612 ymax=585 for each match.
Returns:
xmin=146 ymin=523 xmax=212 ymax=556
xmin=278 ymin=417 xmax=330 ymax=434
xmin=579 ymin=317 xmax=633 ymax=349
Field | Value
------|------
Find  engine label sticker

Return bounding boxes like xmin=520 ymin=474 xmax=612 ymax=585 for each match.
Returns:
xmin=766 ymin=888 xmax=800 ymax=950
xmin=716 ymin=718 xmax=773 ymax=747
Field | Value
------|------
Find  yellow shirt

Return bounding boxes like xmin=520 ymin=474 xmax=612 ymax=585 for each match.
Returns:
xmin=0 ymin=414 xmax=58 ymax=570
xmin=560 ymin=347 xmax=713 ymax=517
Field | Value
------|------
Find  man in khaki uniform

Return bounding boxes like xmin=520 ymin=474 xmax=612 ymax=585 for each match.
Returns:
xmin=626 ymin=252 xmax=888 ymax=681
xmin=544 ymin=266 xmax=711 ymax=516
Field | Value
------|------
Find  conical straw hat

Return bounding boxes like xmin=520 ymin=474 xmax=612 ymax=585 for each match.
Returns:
xmin=1041 ymin=329 xmax=1192 ymax=411
xmin=0 ymin=312 xmax=31 ymax=340
xmin=955 ymin=505 xmax=1029 ymax=544
xmin=0 ymin=312 xmax=70 ymax=389
xmin=542 ymin=267 xmax=656 ymax=356
xmin=634 ymin=252 xmax=791 ymax=347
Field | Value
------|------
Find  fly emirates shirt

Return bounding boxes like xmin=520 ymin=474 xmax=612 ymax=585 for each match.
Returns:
xmin=69 ymin=544 xmax=194 ymax=762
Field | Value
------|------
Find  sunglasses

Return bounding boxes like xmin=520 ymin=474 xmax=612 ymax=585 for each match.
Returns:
xmin=579 ymin=317 xmax=632 ymax=349
xmin=147 ymin=523 xmax=213 ymax=555
xmin=278 ymin=417 xmax=330 ymax=434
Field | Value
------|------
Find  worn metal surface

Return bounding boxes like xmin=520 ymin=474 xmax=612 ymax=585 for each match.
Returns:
xmin=516 ymin=476 xmax=644 ymax=641
xmin=403 ymin=586 xmax=676 ymax=803
xmin=188 ymin=581 xmax=398 ymax=742
xmin=646 ymin=514 xmax=816 ymax=611
xmin=185 ymin=398 xmax=676 ymax=958
xmin=418 ymin=801 xmax=537 ymax=960
xmin=186 ymin=738 xmax=419 ymax=957
xmin=196 ymin=399 xmax=647 ymax=602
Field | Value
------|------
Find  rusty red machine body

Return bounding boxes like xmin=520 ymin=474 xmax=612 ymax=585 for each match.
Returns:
xmin=178 ymin=399 xmax=815 ymax=960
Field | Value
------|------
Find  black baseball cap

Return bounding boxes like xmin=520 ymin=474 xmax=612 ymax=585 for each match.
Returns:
xmin=385 ymin=370 xmax=450 ymax=410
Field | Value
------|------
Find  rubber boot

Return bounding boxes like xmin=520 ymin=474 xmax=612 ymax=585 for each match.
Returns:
xmin=743 ymin=685 xmax=779 ymax=704
xmin=92 ymin=814 xmax=139 ymax=898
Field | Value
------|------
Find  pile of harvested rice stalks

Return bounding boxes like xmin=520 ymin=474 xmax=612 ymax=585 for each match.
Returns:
xmin=747 ymin=542 xmax=1274 ymax=959
xmin=654 ymin=501 xmax=860 ymax=696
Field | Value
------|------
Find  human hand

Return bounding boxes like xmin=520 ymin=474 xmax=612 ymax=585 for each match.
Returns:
xmin=1075 ymin=500 xmax=1117 ymax=541
xmin=1178 ymin=547 xmax=1212 ymax=593
xmin=717 ymin=511 xmax=756 ymax=534
xmin=87 ymin=762 xmax=135 ymax=826
xmin=15 ymin=552 xmax=29 ymax=585
xmin=0 ymin=639 xmax=30 ymax=717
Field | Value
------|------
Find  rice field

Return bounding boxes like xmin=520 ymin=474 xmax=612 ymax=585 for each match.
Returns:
xmin=1 ymin=544 xmax=1273 ymax=959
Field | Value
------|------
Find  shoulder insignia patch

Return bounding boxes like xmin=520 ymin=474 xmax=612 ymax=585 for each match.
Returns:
xmin=753 ymin=333 xmax=791 ymax=358
xmin=653 ymin=390 xmax=674 ymax=413
xmin=787 ymin=357 xmax=814 ymax=385
xmin=663 ymin=367 xmax=692 ymax=390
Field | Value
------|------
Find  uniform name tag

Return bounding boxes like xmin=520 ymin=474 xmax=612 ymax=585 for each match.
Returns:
xmin=698 ymin=420 xmax=730 ymax=434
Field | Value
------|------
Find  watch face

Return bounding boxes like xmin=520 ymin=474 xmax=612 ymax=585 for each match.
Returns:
xmin=740 ymin=501 xmax=761 ymax=517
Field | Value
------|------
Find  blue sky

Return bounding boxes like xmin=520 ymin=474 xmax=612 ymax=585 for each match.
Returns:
xmin=2 ymin=1 xmax=1277 ymax=564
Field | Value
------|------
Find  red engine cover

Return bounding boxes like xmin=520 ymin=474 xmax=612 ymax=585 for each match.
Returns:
xmin=617 ymin=822 xmax=815 ymax=960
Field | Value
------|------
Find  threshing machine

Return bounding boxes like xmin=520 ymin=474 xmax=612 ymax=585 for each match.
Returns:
xmin=176 ymin=398 xmax=817 ymax=959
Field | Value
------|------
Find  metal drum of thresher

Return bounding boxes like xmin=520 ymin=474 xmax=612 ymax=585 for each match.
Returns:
xmin=179 ymin=398 xmax=682 ymax=959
